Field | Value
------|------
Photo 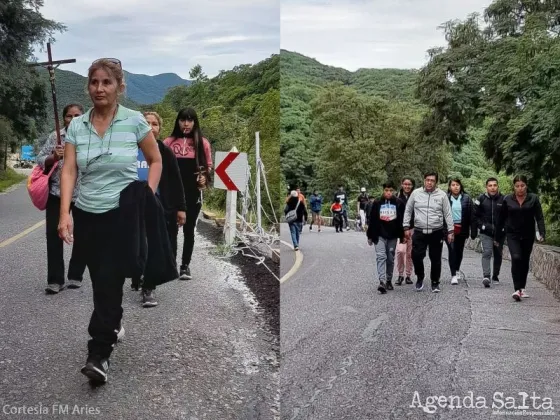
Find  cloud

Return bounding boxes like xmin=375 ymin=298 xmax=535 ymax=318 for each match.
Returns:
xmin=33 ymin=0 xmax=279 ymax=78
xmin=280 ymin=0 xmax=494 ymax=70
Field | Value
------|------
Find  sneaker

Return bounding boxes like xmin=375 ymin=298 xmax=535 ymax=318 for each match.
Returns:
xmin=81 ymin=357 xmax=109 ymax=383
xmin=395 ymin=276 xmax=404 ymax=286
xmin=131 ymin=277 xmax=141 ymax=291
xmin=451 ymin=275 xmax=459 ymax=285
xmin=346 ymin=227 xmax=350 ymax=231
xmin=482 ymin=277 xmax=491 ymax=288
xmin=415 ymin=279 xmax=424 ymax=291
xmin=115 ymin=324 xmax=125 ymax=342
xmin=294 ymin=246 xmax=299 ymax=251
xmin=432 ymin=283 xmax=441 ymax=293
xmin=512 ymin=290 xmax=521 ymax=301
xmin=67 ymin=280 xmax=82 ymax=289
xmin=45 ymin=284 xmax=63 ymax=294
xmin=142 ymin=289 xmax=158 ymax=307
xmin=520 ymin=289 xmax=529 ymax=298
xmin=492 ymin=275 xmax=500 ymax=283
xmin=405 ymin=277 xmax=413 ymax=285
xmin=386 ymin=280 xmax=394 ymax=291
xmin=179 ymin=266 xmax=192 ymax=280
xmin=309 ymin=226 xmax=312 ymax=231
xmin=378 ymin=282 xmax=387 ymax=294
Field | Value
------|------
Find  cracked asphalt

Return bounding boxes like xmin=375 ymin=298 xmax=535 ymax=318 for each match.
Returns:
xmin=0 ymin=182 xmax=279 ymax=420
xmin=281 ymin=223 xmax=560 ymax=419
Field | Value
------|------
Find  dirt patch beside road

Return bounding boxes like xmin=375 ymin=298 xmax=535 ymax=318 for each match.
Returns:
xmin=197 ymin=219 xmax=280 ymax=338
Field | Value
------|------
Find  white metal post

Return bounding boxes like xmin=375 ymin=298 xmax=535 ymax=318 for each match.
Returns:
xmin=224 ymin=146 xmax=239 ymax=246
xmin=255 ymin=132 xmax=262 ymax=233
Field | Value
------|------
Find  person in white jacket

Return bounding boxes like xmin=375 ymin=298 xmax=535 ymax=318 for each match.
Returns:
xmin=403 ymin=171 xmax=454 ymax=293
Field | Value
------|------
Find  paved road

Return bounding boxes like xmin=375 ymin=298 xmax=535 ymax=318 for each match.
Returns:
xmin=0 ymin=182 xmax=279 ymax=420
xmin=281 ymin=223 xmax=560 ymax=419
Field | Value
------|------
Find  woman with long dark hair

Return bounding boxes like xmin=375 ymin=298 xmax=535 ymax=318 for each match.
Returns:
xmin=37 ymin=103 xmax=86 ymax=294
xmin=495 ymin=175 xmax=545 ymax=301
xmin=163 ymin=107 xmax=213 ymax=280
xmin=395 ymin=177 xmax=415 ymax=285
xmin=446 ymin=178 xmax=477 ymax=285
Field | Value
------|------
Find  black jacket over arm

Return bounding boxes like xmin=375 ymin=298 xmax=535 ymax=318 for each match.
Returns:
xmin=367 ymin=196 xmax=405 ymax=243
xmin=157 ymin=140 xmax=186 ymax=215
xmin=119 ymin=180 xmax=179 ymax=286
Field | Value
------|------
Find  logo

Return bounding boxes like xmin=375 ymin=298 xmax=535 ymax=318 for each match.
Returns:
xmin=410 ymin=391 xmax=555 ymax=416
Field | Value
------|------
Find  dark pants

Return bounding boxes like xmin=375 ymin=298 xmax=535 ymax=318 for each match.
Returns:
xmin=412 ymin=229 xmax=444 ymax=284
xmin=168 ymin=200 xmax=202 ymax=268
xmin=45 ymin=194 xmax=86 ymax=285
xmin=507 ymin=235 xmax=535 ymax=291
xmin=133 ymin=211 xmax=178 ymax=290
xmin=342 ymin=209 xmax=349 ymax=228
xmin=73 ymin=206 xmax=125 ymax=360
xmin=446 ymin=234 xmax=467 ymax=276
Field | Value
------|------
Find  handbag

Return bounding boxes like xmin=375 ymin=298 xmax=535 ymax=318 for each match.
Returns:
xmin=285 ymin=200 xmax=301 ymax=223
xmin=27 ymin=161 xmax=58 ymax=211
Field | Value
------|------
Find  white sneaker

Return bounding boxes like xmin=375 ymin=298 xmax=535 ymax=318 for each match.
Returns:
xmin=520 ymin=289 xmax=529 ymax=298
xmin=512 ymin=290 xmax=522 ymax=301
xmin=451 ymin=276 xmax=459 ymax=285
xmin=482 ymin=277 xmax=491 ymax=288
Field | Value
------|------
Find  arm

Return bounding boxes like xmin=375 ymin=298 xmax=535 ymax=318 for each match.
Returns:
xmin=203 ymin=137 xmax=213 ymax=170
xmin=36 ymin=131 xmax=57 ymax=169
xmin=59 ymin=143 xmax=78 ymax=217
xmin=403 ymin=192 xmax=415 ymax=229
xmin=442 ymin=196 xmax=454 ymax=232
xmin=366 ymin=200 xmax=379 ymax=242
xmin=534 ymin=196 xmax=546 ymax=240
xmin=397 ymin=200 xmax=405 ymax=242
xmin=495 ymin=197 xmax=508 ymax=242
xmin=469 ymin=197 xmax=478 ymax=239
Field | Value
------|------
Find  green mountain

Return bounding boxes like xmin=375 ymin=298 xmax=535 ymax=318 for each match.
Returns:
xmin=280 ymin=49 xmax=419 ymax=191
xmin=36 ymin=67 xmax=191 ymax=132
xmin=124 ymin=71 xmax=191 ymax=105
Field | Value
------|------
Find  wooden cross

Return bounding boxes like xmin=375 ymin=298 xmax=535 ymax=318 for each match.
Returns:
xmin=27 ymin=43 xmax=76 ymax=145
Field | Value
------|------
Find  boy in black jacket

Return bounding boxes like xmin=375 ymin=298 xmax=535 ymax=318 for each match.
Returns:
xmin=133 ymin=112 xmax=187 ymax=307
xmin=367 ymin=181 xmax=405 ymax=294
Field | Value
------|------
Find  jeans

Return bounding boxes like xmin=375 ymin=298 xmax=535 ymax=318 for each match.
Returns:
xmin=446 ymin=235 xmax=467 ymax=276
xmin=412 ymin=229 xmax=444 ymax=284
xmin=374 ymin=237 xmax=397 ymax=283
xmin=289 ymin=222 xmax=301 ymax=247
xmin=480 ymin=234 xmax=504 ymax=279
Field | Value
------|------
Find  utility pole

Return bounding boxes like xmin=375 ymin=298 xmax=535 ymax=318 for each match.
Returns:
xmin=27 ymin=43 xmax=76 ymax=146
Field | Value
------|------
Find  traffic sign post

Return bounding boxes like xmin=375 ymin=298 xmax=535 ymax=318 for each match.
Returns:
xmin=214 ymin=148 xmax=248 ymax=245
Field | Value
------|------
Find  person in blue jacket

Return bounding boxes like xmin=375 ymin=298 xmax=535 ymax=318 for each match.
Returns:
xmin=309 ymin=190 xmax=323 ymax=232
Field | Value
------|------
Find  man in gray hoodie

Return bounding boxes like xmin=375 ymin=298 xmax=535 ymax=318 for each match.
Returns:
xmin=403 ymin=172 xmax=455 ymax=293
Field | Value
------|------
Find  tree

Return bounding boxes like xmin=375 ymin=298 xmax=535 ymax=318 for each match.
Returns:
xmin=0 ymin=0 xmax=65 ymax=169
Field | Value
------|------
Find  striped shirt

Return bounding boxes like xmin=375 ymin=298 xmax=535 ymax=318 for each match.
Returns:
xmin=65 ymin=105 xmax=151 ymax=213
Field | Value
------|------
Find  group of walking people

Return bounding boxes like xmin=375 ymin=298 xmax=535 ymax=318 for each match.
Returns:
xmin=366 ymin=172 xmax=546 ymax=302
xmin=35 ymin=58 xmax=213 ymax=383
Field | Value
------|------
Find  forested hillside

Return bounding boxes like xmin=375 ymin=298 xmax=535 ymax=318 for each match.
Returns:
xmin=281 ymin=0 xmax=560 ymax=243
xmin=150 ymin=55 xmax=280 ymax=216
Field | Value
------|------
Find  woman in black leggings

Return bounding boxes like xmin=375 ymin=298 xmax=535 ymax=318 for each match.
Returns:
xmin=495 ymin=175 xmax=545 ymax=301
xmin=163 ymin=108 xmax=213 ymax=280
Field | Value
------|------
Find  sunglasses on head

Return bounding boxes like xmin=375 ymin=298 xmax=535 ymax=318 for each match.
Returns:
xmin=92 ymin=58 xmax=122 ymax=68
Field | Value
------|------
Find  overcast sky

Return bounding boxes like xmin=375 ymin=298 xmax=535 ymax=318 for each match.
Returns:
xmin=281 ymin=0 xmax=493 ymax=71
xmin=34 ymin=0 xmax=279 ymax=79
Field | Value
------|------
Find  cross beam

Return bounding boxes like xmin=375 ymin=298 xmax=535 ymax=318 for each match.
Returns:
xmin=27 ymin=43 xmax=76 ymax=145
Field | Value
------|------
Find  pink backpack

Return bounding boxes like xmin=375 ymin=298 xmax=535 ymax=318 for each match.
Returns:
xmin=27 ymin=162 xmax=59 ymax=211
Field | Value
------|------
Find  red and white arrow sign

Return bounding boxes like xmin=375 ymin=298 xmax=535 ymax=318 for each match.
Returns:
xmin=213 ymin=151 xmax=248 ymax=192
